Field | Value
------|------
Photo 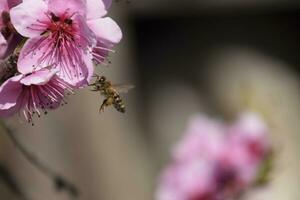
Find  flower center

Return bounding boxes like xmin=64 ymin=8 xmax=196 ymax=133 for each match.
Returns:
xmin=24 ymin=11 xmax=89 ymax=82
xmin=48 ymin=12 xmax=74 ymax=35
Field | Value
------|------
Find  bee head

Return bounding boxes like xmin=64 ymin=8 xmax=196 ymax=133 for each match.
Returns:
xmin=99 ymin=76 xmax=106 ymax=83
xmin=119 ymin=105 xmax=126 ymax=113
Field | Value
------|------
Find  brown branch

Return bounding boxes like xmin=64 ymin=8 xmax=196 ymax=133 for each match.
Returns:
xmin=0 ymin=54 xmax=18 ymax=85
xmin=0 ymin=120 xmax=79 ymax=198
xmin=0 ymin=162 xmax=31 ymax=200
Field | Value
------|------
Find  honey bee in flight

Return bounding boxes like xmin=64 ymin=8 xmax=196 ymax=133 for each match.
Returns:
xmin=89 ymin=75 xmax=134 ymax=113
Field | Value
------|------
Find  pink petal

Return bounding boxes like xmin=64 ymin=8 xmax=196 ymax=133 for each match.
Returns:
xmin=10 ymin=0 xmax=49 ymax=37
xmin=73 ymin=14 xmax=97 ymax=47
xmin=86 ymin=0 xmax=112 ymax=20
xmin=0 ymin=104 xmax=21 ymax=117
xmin=103 ymin=0 xmax=112 ymax=10
xmin=84 ymin=54 xmax=94 ymax=84
xmin=20 ymin=68 xmax=58 ymax=86
xmin=180 ymin=161 xmax=215 ymax=197
xmin=0 ymin=74 xmax=23 ymax=110
xmin=0 ymin=0 xmax=9 ymax=13
xmin=70 ymin=53 xmax=94 ymax=88
xmin=0 ymin=34 xmax=7 ymax=59
xmin=157 ymin=160 xmax=215 ymax=200
xmin=18 ymin=34 xmax=92 ymax=87
xmin=173 ymin=115 xmax=225 ymax=162
xmin=48 ymin=0 xmax=86 ymax=17
xmin=17 ymin=37 xmax=52 ymax=74
xmin=87 ymin=17 xmax=122 ymax=44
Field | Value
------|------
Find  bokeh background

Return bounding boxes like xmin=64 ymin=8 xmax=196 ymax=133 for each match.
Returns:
xmin=1 ymin=0 xmax=300 ymax=199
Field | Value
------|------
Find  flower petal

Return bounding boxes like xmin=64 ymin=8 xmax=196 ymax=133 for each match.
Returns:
xmin=0 ymin=74 xmax=23 ymax=111
xmin=83 ymin=53 xmax=94 ymax=85
xmin=0 ymin=103 xmax=21 ymax=117
xmin=74 ymin=14 xmax=96 ymax=47
xmin=0 ymin=0 xmax=9 ymax=13
xmin=17 ymin=36 xmax=52 ymax=74
xmin=86 ymin=0 xmax=112 ymax=20
xmin=10 ymin=0 xmax=49 ymax=37
xmin=20 ymin=68 xmax=58 ymax=86
xmin=48 ymin=0 xmax=86 ymax=17
xmin=64 ymin=53 xmax=94 ymax=88
xmin=103 ymin=0 xmax=112 ymax=10
xmin=87 ymin=17 xmax=122 ymax=44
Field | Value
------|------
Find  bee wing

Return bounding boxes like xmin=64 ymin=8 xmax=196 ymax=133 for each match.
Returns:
xmin=112 ymin=84 xmax=135 ymax=94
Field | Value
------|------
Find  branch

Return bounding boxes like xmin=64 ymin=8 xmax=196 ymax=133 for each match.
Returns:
xmin=0 ymin=120 xmax=79 ymax=198
xmin=0 ymin=54 xmax=18 ymax=85
xmin=0 ymin=162 xmax=30 ymax=200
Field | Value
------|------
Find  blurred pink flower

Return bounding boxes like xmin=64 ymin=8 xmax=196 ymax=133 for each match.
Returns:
xmin=172 ymin=115 xmax=225 ymax=163
xmin=218 ymin=112 xmax=271 ymax=189
xmin=0 ymin=68 xmax=73 ymax=124
xmin=157 ymin=159 xmax=216 ymax=200
xmin=157 ymin=112 xmax=272 ymax=200
xmin=228 ymin=112 xmax=270 ymax=162
xmin=10 ymin=0 xmax=122 ymax=86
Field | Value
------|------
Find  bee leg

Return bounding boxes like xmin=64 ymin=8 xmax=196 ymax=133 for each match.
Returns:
xmin=99 ymin=99 xmax=108 ymax=113
xmin=92 ymin=74 xmax=100 ymax=78
xmin=90 ymin=86 xmax=101 ymax=91
xmin=99 ymin=104 xmax=105 ymax=113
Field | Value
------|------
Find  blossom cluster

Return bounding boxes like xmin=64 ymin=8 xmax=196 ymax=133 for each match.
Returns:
xmin=0 ymin=0 xmax=122 ymax=124
xmin=156 ymin=112 xmax=272 ymax=200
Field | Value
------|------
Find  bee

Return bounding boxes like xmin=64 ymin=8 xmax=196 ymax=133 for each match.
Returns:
xmin=89 ymin=75 xmax=134 ymax=113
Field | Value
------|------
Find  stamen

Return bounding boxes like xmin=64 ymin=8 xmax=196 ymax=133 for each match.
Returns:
xmin=17 ymin=75 xmax=74 ymax=124
xmin=93 ymin=46 xmax=115 ymax=53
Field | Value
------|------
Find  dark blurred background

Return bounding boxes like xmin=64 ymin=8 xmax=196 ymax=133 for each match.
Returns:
xmin=1 ymin=0 xmax=300 ymax=199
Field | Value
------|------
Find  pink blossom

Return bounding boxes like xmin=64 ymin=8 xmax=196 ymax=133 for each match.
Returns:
xmin=217 ymin=112 xmax=271 ymax=188
xmin=228 ymin=112 xmax=270 ymax=162
xmin=82 ymin=0 xmax=122 ymax=66
xmin=10 ymin=0 xmax=122 ymax=86
xmin=173 ymin=115 xmax=225 ymax=163
xmin=156 ymin=113 xmax=272 ymax=200
xmin=0 ymin=68 xmax=73 ymax=124
xmin=157 ymin=160 xmax=216 ymax=200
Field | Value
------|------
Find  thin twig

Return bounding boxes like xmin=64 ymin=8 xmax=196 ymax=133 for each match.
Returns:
xmin=0 ymin=162 xmax=31 ymax=200
xmin=0 ymin=120 xmax=79 ymax=198
xmin=0 ymin=54 xmax=18 ymax=85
